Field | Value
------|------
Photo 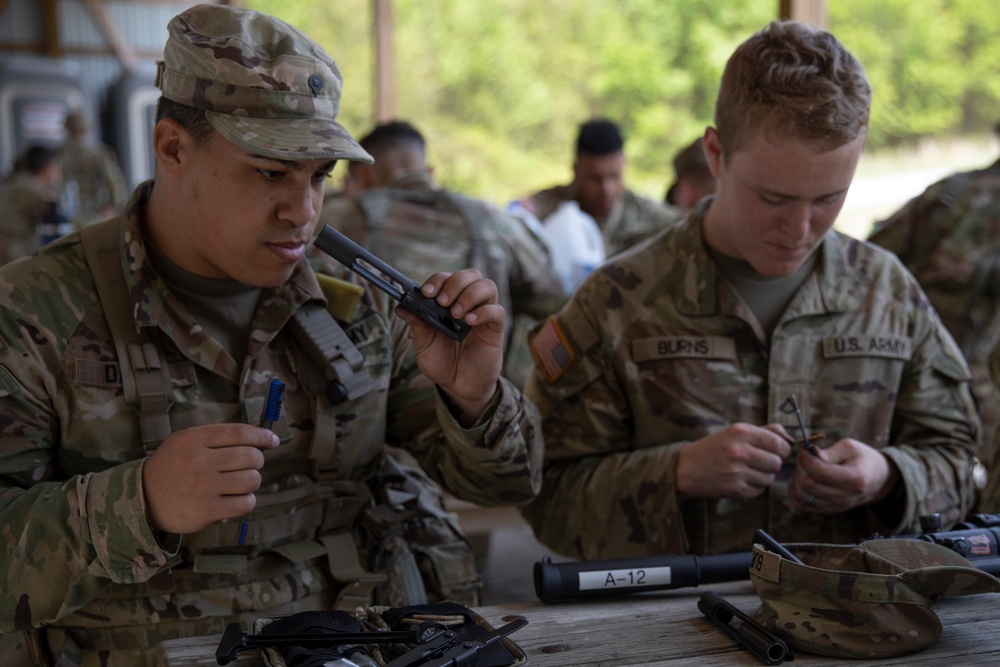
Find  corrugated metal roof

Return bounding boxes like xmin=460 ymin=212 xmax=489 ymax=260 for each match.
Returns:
xmin=105 ymin=1 xmax=178 ymax=52
xmin=0 ymin=0 xmax=206 ymax=180
xmin=2 ymin=0 xmax=200 ymax=52
xmin=59 ymin=1 xmax=104 ymax=48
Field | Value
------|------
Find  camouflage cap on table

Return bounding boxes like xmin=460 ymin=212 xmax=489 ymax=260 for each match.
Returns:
xmin=749 ymin=539 xmax=1000 ymax=659
xmin=156 ymin=3 xmax=372 ymax=163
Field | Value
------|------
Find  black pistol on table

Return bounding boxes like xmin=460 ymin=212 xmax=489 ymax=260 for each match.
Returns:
xmin=313 ymin=224 xmax=471 ymax=341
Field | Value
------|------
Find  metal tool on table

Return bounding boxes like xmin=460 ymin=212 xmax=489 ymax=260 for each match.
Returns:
xmin=386 ymin=617 xmax=528 ymax=667
xmin=216 ymin=615 xmax=529 ymax=667
xmin=698 ymin=591 xmax=788 ymax=665
xmin=215 ymin=621 xmax=420 ymax=665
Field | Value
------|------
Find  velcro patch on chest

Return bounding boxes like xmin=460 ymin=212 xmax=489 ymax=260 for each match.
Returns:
xmin=631 ymin=336 xmax=737 ymax=362
xmin=75 ymin=359 xmax=123 ymax=387
xmin=822 ymin=335 xmax=912 ymax=360
xmin=530 ymin=317 xmax=575 ymax=383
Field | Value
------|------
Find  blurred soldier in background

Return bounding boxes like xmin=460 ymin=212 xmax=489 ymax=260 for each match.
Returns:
xmin=664 ymin=136 xmax=717 ymax=211
xmin=0 ymin=145 xmax=62 ymax=265
xmin=319 ymin=120 xmax=566 ymax=388
xmin=59 ymin=110 xmax=128 ymax=227
xmin=518 ymin=118 xmax=682 ymax=257
xmin=869 ymin=121 xmax=1000 ymax=508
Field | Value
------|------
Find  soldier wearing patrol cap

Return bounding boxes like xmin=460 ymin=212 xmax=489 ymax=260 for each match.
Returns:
xmin=664 ymin=136 xmax=716 ymax=211
xmin=318 ymin=120 xmax=566 ymax=389
xmin=0 ymin=5 xmax=541 ymax=666
xmin=523 ymin=20 xmax=980 ymax=561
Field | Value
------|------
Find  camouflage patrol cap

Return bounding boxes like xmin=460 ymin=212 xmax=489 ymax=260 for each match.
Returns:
xmin=749 ymin=540 xmax=1000 ymax=659
xmin=156 ymin=4 xmax=372 ymax=163
xmin=672 ymin=137 xmax=709 ymax=179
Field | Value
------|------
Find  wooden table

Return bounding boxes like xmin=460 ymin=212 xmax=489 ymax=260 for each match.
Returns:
xmin=157 ymin=580 xmax=1000 ymax=666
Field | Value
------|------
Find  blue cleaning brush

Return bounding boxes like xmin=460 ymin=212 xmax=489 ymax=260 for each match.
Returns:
xmin=259 ymin=377 xmax=286 ymax=429
xmin=238 ymin=377 xmax=285 ymax=545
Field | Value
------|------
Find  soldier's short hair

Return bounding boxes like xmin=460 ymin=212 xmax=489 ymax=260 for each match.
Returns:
xmin=714 ymin=20 xmax=871 ymax=159
xmin=155 ymin=98 xmax=215 ymax=146
xmin=359 ymin=121 xmax=426 ymax=157
xmin=64 ymin=111 xmax=89 ymax=138
xmin=575 ymin=119 xmax=624 ymax=157
xmin=21 ymin=145 xmax=58 ymax=175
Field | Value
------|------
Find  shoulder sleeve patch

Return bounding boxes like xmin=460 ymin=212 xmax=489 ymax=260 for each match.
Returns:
xmin=530 ymin=317 xmax=576 ymax=383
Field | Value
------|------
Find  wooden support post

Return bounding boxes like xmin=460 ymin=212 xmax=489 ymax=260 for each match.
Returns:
xmin=82 ymin=0 xmax=139 ymax=72
xmin=779 ymin=0 xmax=828 ymax=29
xmin=41 ymin=0 xmax=62 ymax=57
xmin=374 ymin=0 xmax=397 ymax=122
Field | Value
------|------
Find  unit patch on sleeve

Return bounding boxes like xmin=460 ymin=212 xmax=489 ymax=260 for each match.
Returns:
xmin=530 ymin=317 xmax=576 ymax=383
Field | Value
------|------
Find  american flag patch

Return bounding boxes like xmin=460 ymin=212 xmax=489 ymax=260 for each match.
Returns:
xmin=530 ymin=317 xmax=575 ymax=383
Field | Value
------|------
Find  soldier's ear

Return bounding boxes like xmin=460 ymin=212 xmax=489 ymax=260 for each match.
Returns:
xmin=152 ymin=118 xmax=189 ymax=177
xmin=354 ymin=163 xmax=376 ymax=190
xmin=703 ymin=127 xmax=724 ymax=179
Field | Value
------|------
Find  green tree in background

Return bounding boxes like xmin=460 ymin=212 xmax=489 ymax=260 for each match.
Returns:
xmin=247 ymin=0 xmax=1000 ymax=207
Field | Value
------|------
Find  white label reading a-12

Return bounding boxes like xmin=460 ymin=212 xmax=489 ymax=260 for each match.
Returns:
xmin=578 ymin=567 xmax=672 ymax=590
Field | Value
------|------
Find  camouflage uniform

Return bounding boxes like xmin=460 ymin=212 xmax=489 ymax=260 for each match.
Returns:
xmin=0 ymin=171 xmax=49 ymax=265
xmin=0 ymin=5 xmax=542 ymax=665
xmin=0 ymin=182 xmax=542 ymax=666
xmin=59 ymin=139 xmax=128 ymax=228
xmin=868 ymin=160 xmax=1000 ymax=507
xmin=523 ymin=209 xmax=979 ymax=560
xmin=319 ymin=170 xmax=566 ymax=388
xmin=519 ymin=184 xmax=682 ymax=256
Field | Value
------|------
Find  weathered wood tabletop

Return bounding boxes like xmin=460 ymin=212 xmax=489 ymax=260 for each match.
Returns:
xmin=157 ymin=580 xmax=1000 ymax=666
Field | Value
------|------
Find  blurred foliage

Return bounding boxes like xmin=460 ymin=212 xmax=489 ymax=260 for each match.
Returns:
xmin=248 ymin=0 xmax=1000 ymax=205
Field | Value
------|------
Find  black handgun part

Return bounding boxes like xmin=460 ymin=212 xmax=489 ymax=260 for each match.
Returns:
xmin=699 ymin=591 xmax=788 ymax=665
xmin=314 ymin=225 xmax=470 ymax=341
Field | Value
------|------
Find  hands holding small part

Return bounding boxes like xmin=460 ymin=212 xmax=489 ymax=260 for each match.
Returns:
xmin=397 ymin=269 xmax=505 ymax=427
xmin=675 ymin=419 xmax=900 ymax=512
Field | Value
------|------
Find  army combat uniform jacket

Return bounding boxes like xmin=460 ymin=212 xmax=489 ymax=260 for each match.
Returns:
xmin=0 ymin=183 xmax=543 ymax=666
xmin=521 ymin=184 xmax=682 ymax=257
xmin=869 ymin=161 xmax=1000 ymax=507
xmin=523 ymin=211 xmax=979 ymax=560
